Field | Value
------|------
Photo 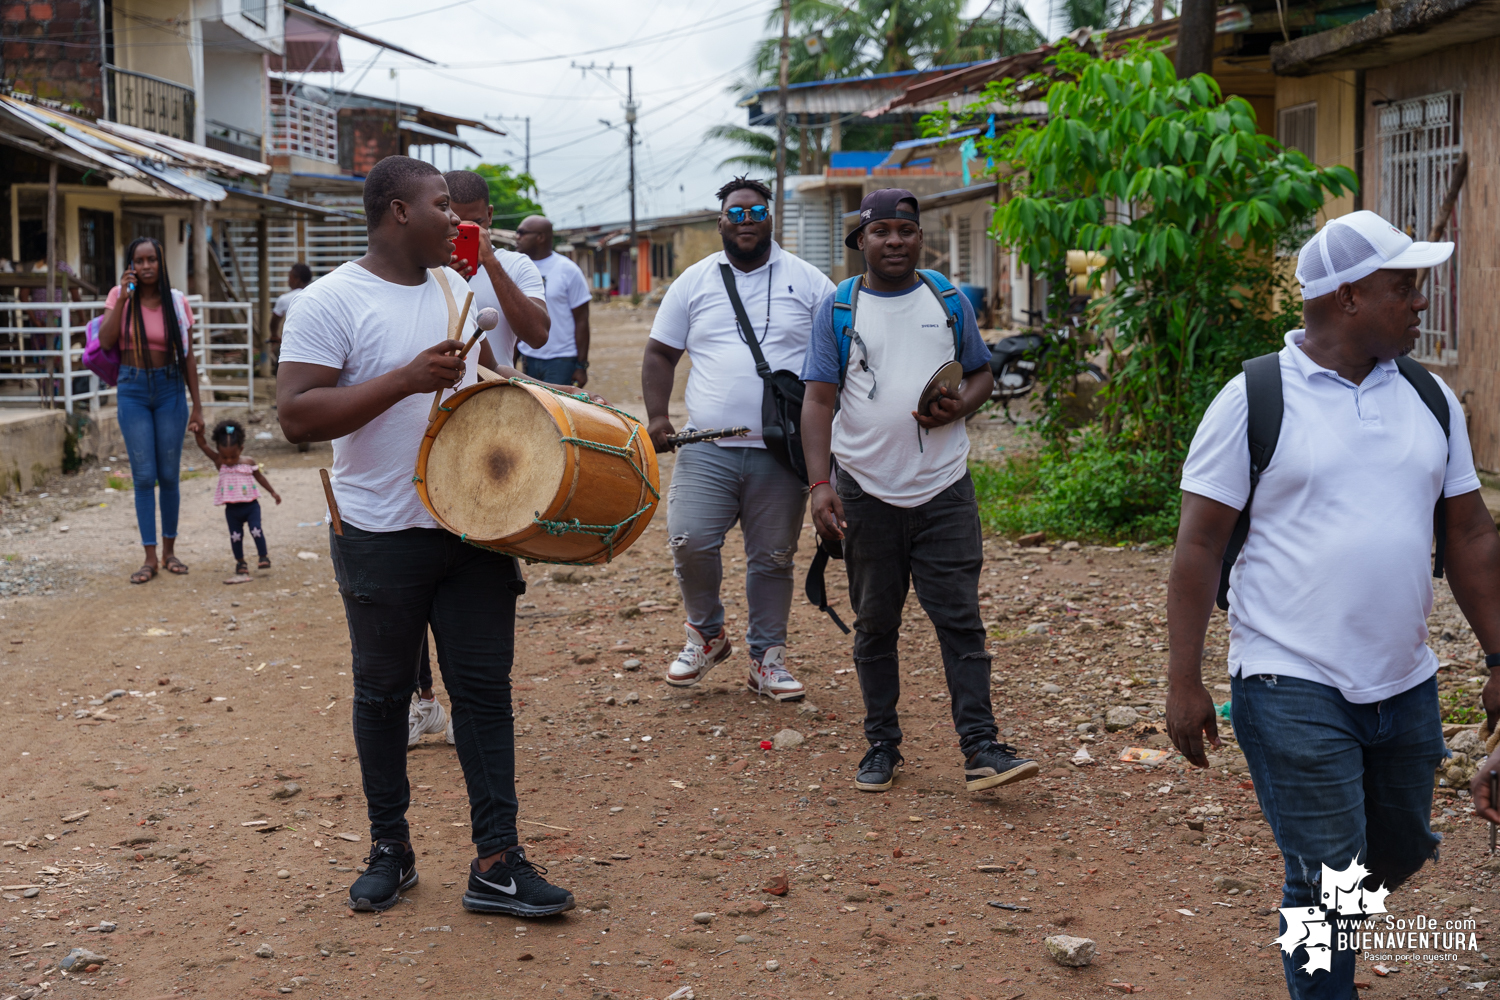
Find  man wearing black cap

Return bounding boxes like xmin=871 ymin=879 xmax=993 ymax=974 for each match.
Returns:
xmin=799 ymin=188 xmax=1037 ymax=796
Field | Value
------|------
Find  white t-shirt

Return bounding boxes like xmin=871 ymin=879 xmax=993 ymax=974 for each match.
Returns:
xmin=468 ymin=249 xmax=544 ymax=365
xmin=1181 ymin=329 xmax=1480 ymax=703
xmin=802 ymin=281 xmax=988 ymax=506
xmin=277 ymin=262 xmax=480 ymax=533
xmin=518 ymin=252 xmax=592 ymax=360
xmin=649 ymin=242 xmax=834 ymax=447
xmin=272 ymin=286 xmax=305 ymax=318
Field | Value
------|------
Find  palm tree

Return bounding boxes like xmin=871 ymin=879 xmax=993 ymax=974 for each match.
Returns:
xmin=704 ymin=123 xmax=789 ymax=173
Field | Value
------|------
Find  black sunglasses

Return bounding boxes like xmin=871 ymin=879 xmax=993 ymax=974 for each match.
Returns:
xmin=723 ymin=205 xmax=770 ymax=224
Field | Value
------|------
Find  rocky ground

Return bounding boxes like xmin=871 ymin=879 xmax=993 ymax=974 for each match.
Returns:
xmin=1 ymin=301 xmax=1498 ymax=1000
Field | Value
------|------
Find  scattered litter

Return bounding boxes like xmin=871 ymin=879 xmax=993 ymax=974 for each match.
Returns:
xmin=60 ymin=810 xmax=90 ymax=823
xmin=1119 ymin=747 xmax=1172 ymax=764
xmin=255 ymin=431 xmax=274 ymax=440
xmin=1070 ymin=746 xmax=1094 ymax=766
xmin=58 ymin=947 xmax=107 ymax=971
xmin=335 ymin=832 xmax=361 ymax=842
xmin=296 ymin=552 xmax=319 ymax=561
xmin=668 ymin=780 xmax=686 ymax=790
xmin=1175 ymin=908 xmax=1196 ymax=917
xmin=223 ymin=574 xmax=253 ymax=586
xmin=297 ymin=521 xmax=323 ymax=528
xmin=666 ymin=987 xmax=695 ymax=1000
xmin=987 ymin=901 xmax=1032 ymax=912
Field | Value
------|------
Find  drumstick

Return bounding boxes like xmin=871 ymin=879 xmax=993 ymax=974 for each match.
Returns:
xmin=427 ymin=295 xmax=487 ymax=423
xmin=320 ymin=468 xmax=344 ymax=537
xmin=459 ymin=307 xmax=501 ymax=361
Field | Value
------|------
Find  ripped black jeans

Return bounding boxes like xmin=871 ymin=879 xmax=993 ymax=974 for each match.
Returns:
xmin=329 ymin=523 xmax=525 ymax=856
xmin=839 ymin=469 xmax=997 ymax=758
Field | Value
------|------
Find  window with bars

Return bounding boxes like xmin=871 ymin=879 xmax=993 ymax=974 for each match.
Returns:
xmin=1278 ymin=102 xmax=1317 ymax=161
xmin=1379 ymin=91 xmax=1462 ymax=363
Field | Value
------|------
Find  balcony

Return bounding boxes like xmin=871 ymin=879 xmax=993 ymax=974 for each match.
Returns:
xmin=271 ymin=93 xmax=338 ymax=163
xmin=105 ymin=65 xmax=195 ymax=142
xmin=207 ymin=119 xmax=264 ymax=163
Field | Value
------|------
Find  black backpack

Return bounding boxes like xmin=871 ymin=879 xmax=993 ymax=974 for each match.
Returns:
xmin=1215 ymin=352 xmax=1452 ymax=611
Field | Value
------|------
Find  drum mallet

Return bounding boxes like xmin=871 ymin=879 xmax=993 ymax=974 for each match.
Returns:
xmin=319 ymin=468 xmax=344 ymax=537
xmin=428 ymin=303 xmax=498 ymax=423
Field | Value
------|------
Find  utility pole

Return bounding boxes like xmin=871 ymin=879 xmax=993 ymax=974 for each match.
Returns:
xmin=775 ymin=0 xmax=790 ymax=245
xmin=485 ymin=114 xmax=532 ymax=175
xmin=1175 ymin=0 xmax=1216 ymax=79
xmin=573 ymin=61 xmax=638 ymax=296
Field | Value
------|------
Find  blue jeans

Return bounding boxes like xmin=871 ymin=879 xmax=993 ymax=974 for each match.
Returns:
xmin=329 ymin=523 xmax=526 ymax=855
xmin=116 ymin=365 xmax=188 ymax=547
xmin=521 ymin=355 xmax=579 ymax=385
xmin=1231 ymin=672 xmax=1446 ymax=1000
xmin=666 ymin=443 xmax=806 ymax=660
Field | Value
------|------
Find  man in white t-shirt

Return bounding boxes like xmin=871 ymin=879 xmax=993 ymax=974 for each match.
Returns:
xmin=277 ymin=155 xmax=574 ymax=922
xmin=268 ymin=262 xmax=311 ymax=370
xmin=515 ymin=215 xmax=593 ymax=387
xmin=443 ymin=170 xmax=549 ymax=368
xmin=643 ymin=176 xmax=834 ymax=700
xmin=802 ymin=188 xmax=1036 ymax=798
xmin=1168 ymin=210 xmax=1500 ymax=1000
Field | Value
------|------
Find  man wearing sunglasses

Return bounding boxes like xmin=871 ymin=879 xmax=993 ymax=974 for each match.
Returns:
xmin=642 ymin=176 xmax=835 ymax=701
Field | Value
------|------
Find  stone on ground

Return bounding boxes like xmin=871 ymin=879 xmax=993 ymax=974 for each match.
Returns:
xmin=1044 ymin=934 xmax=1097 ymax=967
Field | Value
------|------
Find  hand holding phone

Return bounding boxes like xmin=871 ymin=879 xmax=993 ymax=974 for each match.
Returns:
xmin=452 ymin=222 xmax=481 ymax=278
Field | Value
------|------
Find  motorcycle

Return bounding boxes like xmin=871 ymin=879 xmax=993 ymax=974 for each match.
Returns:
xmin=986 ymin=301 xmax=1106 ymax=420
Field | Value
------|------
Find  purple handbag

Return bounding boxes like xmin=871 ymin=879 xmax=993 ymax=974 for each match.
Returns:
xmin=81 ymin=315 xmax=119 ymax=386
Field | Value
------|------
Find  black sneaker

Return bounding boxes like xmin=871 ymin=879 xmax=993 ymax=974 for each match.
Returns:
xmin=462 ymin=847 xmax=575 ymax=917
xmin=855 ymin=742 xmax=904 ymax=792
xmin=964 ymin=741 xmax=1040 ymax=792
xmin=346 ymin=840 xmax=417 ymax=912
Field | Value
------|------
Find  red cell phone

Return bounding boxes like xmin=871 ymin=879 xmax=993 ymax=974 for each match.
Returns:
xmin=452 ymin=222 xmax=481 ymax=275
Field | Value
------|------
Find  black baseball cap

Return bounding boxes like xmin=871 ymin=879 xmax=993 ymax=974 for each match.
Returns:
xmin=845 ymin=188 xmax=920 ymax=249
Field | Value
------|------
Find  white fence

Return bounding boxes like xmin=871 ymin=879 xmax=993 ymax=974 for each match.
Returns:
xmin=0 ymin=298 xmax=254 ymax=415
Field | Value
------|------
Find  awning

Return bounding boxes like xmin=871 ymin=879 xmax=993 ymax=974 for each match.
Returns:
xmin=221 ymin=185 xmax=364 ymax=220
xmin=398 ymin=119 xmax=479 ymax=154
xmin=94 ymin=119 xmax=271 ymax=177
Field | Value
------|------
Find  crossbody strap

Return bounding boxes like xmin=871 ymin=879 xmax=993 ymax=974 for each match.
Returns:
xmin=719 ymin=262 xmax=772 ymax=379
xmin=1216 ymin=352 xmax=1283 ymax=611
xmin=429 ymin=268 xmax=460 ymax=339
xmin=1394 ymin=354 xmax=1452 ymax=578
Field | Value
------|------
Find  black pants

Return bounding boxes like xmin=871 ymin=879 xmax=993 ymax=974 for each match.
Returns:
xmin=839 ymin=469 xmax=997 ymax=758
xmin=224 ymin=500 xmax=267 ymax=563
xmin=329 ymin=523 xmax=525 ymax=855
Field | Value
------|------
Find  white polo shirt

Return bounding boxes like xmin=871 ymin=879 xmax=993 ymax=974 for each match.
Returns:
xmin=1181 ymin=329 xmax=1480 ymax=704
xmin=649 ymin=242 xmax=834 ymax=447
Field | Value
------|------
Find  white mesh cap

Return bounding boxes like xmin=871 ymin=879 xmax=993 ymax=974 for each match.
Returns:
xmin=1295 ymin=210 xmax=1454 ymax=300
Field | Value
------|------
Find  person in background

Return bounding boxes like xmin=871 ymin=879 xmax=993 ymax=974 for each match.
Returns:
xmin=269 ymin=262 xmax=313 ymax=367
xmin=642 ymin=175 xmax=834 ymax=701
xmin=193 ymin=418 xmax=281 ymax=581
xmin=443 ymin=169 xmax=549 ymax=369
xmin=97 ymin=237 xmax=206 ymax=584
xmin=515 ymin=215 xmax=592 ymax=387
xmin=277 ymin=155 xmax=574 ymax=919
xmin=802 ymin=188 xmax=1032 ymax=796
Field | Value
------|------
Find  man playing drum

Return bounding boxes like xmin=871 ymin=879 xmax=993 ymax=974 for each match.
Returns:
xmin=276 ymin=155 xmax=574 ymax=918
xmin=642 ymin=176 xmax=835 ymax=701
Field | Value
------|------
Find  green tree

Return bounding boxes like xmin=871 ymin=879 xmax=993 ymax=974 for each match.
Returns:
xmin=949 ymin=42 xmax=1356 ymax=539
xmin=472 ymin=163 xmax=544 ymax=226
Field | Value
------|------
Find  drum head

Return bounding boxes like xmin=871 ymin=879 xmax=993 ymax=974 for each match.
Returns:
xmin=425 ymin=384 xmax=565 ymax=540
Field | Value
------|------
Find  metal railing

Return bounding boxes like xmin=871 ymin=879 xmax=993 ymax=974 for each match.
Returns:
xmin=105 ymin=64 xmax=196 ymax=143
xmin=270 ymin=93 xmax=338 ymax=163
xmin=0 ymin=299 xmax=253 ymax=414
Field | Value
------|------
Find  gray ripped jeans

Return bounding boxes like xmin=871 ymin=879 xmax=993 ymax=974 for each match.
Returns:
xmin=666 ymin=443 xmax=807 ymax=660
xmin=839 ymin=469 xmax=998 ymax=757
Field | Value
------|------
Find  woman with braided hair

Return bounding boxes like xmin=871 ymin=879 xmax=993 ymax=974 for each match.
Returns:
xmin=98 ymin=237 xmax=206 ymax=583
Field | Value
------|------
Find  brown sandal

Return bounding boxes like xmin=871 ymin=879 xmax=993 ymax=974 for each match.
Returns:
xmin=163 ymin=556 xmax=189 ymax=575
xmin=130 ymin=564 xmax=157 ymax=585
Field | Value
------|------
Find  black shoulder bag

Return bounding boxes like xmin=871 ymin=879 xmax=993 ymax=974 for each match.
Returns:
xmin=718 ymin=262 xmax=808 ymax=484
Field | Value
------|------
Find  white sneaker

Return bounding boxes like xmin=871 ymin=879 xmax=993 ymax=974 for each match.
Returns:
xmin=747 ymin=646 xmax=805 ymax=702
xmin=444 ymin=714 xmax=455 ymax=746
xmin=664 ymin=623 xmax=733 ymax=687
xmin=407 ymin=695 xmax=448 ymax=748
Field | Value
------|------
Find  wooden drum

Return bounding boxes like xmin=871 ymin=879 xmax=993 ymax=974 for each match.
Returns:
xmin=414 ymin=378 xmax=660 ymax=565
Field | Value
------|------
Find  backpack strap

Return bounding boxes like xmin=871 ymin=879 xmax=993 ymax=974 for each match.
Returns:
xmin=1216 ymin=352 xmax=1284 ymax=611
xmin=831 ymin=275 xmax=861 ymax=390
xmin=915 ymin=268 xmax=965 ymax=358
xmin=1393 ymin=355 xmax=1453 ymax=579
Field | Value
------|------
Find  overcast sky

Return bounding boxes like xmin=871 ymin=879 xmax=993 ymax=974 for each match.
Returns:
xmin=304 ymin=0 xmax=1053 ymax=227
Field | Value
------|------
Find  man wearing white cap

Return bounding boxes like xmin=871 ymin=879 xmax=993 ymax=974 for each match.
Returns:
xmin=1164 ymin=210 xmax=1500 ymax=1000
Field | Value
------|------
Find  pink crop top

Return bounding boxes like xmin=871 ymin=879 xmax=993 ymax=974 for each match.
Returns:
xmin=105 ymin=286 xmax=194 ymax=353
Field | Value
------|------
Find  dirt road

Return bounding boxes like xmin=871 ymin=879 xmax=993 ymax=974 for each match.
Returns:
xmin=0 ymin=301 xmax=1495 ymax=1000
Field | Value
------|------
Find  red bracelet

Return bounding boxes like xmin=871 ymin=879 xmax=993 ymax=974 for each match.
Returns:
xmin=809 ymin=480 xmax=830 ymax=489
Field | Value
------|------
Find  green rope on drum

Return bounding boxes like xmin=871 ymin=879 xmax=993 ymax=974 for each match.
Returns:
xmin=411 ymin=475 xmax=424 ymax=484
xmin=532 ymin=502 xmax=653 ymax=562
xmin=439 ymin=405 xmax=453 ymax=412
xmin=505 ymin=377 xmax=647 ymax=429
xmin=556 ymin=424 xmax=660 ymax=500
